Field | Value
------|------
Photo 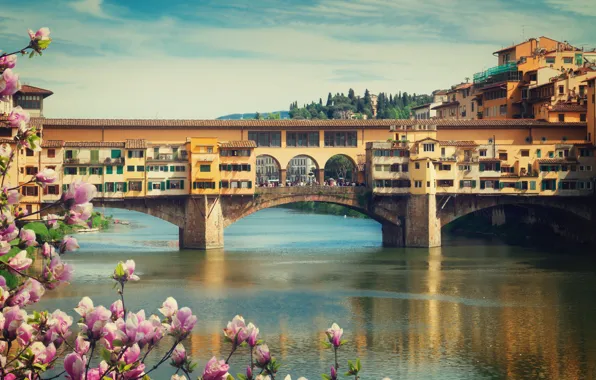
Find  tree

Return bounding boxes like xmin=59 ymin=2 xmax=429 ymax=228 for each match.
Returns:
xmin=326 ymin=92 xmax=333 ymax=106
xmin=266 ymin=112 xmax=280 ymax=120
xmin=255 ymin=112 xmax=261 ymax=120
xmin=324 ymin=155 xmax=355 ymax=181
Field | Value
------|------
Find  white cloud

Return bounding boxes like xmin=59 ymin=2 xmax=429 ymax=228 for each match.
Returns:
xmin=545 ymin=0 xmax=596 ymax=17
xmin=69 ymin=0 xmax=112 ymax=19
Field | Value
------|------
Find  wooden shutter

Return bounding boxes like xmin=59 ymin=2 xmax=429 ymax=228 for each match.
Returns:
xmin=180 ymin=180 xmax=184 ymax=190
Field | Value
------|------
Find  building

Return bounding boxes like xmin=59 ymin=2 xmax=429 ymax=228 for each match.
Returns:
xmin=587 ymin=77 xmax=596 ymax=144
xmin=124 ymin=139 xmax=148 ymax=198
xmin=256 ymin=155 xmax=279 ymax=185
xmin=11 ymin=85 xmax=53 ymax=117
xmin=219 ymin=141 xmax=256 ymax=194
xmin=40 ymin=140 xmax=64 ymax=203
xmin=287 ymin=155 xmax=316 ymax=183
xmin=146 ymin=141 xmax=189 ymax=196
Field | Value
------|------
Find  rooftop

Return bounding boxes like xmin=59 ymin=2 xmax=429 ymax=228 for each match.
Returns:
xmin=431 ymin=101 xmax=459 ymax=110
xmin=550 ymin=103 xmax=587 ymax=113
xmin=41 ymin=140 xmax=64 ymax=148
xmin=219 ymin=141 xmax=257 ymax=148
xmin=439 ymin=140 xmax=478 ymax=147
xmin=17 ymin=85 xmax=53 ymax=98
xmin=64 ymin=141 xmax=126 ymax=148
xmin=125 ymin=139 xmax=147 ymax=149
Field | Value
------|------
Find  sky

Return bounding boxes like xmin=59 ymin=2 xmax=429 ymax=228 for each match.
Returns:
xmin=2 ymin=0 xmax=595 ymax=119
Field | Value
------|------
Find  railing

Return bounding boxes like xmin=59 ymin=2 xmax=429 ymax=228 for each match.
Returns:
xmin=440 ymin=155 xmax=457 ymax=162
xmin=147 ymin=154 xmax=188 ymax=162
xmin=255 ymin=186 xmax=367 ymax=196
xmin=460 ymin=156 xmax=480 ymax=163
xmin=104 ymin=157 xmax=125 ymax=165
xmin=473 ymin=62 xmax=518 ymax=83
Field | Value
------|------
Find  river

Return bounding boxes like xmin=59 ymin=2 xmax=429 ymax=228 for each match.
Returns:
xmin=36 ymin=208 xmax=596 ymax=379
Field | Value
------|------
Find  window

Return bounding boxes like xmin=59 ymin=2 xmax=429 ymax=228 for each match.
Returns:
xmin=115 ymin=182 xmax=126 ymax=192
xmin=437 ymin=180 xmax=454 ymax=187
xmin=546 ymin=57 xmax=555 ymax=64
xmin=47 ymin=149 xmax=55 ymax=158
xmin=390 ymin=164 xmax=401 ymax=172
xmin=193 ymin=182 xmax=216 ymax=189
xmin=25 ymin=166 xmax=38 ymax=175
xmin=207 ymin=146 xmax=213 ymax=153
xmin=127 ymin=165 xmax=135 ymax=172
xmin=579 ymin=148 xmax=594 ymax=157
xmin=26 ymin=149 xmax=34 ymax=157
xmin=460 ymin=180 xmax=476 ymax=188
xmin=499 ymin=152 xmax=508 ymax=160
xmin=151 ymin=182 xmax=161 ymax=190
xmin=248 ymin=131 xmax=282 ymax=147
xmin=64 ymin=167 xmax=77 ymax=175
xmin=541 ymin=179 xmax=556 ymax=190
xmin=427 ymin=181 xmax=431 ymax=187
xmin=200 ymin=165 xmax=211 ymax=172
xmin=459 ymin=165 xmax=470 ymax=171
xmin=479 ymin=162 xmax=500 ymax=171
xmin=484 ymin=89 xmax=507 ymax=100
xmin=116 ymin=166 xmax=123 ymax=175
xmin=423 ymin=143 xmax=435 ymax=152
xmin=480 ymin=180 xmax=499 ymax=189
xmin=563 ymin=57 xmax=573 ymax=64
xmin=153 ymin=148 xmax=159 ymax=158
xmin=521 ymin=150 xmax=529 ymax=157
xmin=286 ymin=132 xmax=319 ymax=147
xmin=129 ymin=181 xmax=142 ymax=191
xmin=220 ymin=149 xmax=252 ymax=157
xmin=89 ymin=167 xmax=102 ymax=175
xmin=441 ymin=147 xmax=445 ymax=156
xmin=558 ymin=114 xmax=565 ymax=122
xmin=415 ymin=162 xmax=420 ymax=169
xmin=402 ymin=164 xmax=409 ymax=172
xmin=137 ymin=165 xmax=145 ymax=172
xmin=414 ymin=181 xmax=422 ymax=188
xmin=323 ymin=132 xmax=357 ymax=147
xmin=45 ymin=185 xmax=59 ymax=195
xmin=128 ymin=150 xmax=144 ymax=158
xmin=439 ymin=164 xmax=451 ymax=171
xmin=479 ymin=149 xmax=487 ymax=157
xmin=15 ymin=95 xmax=41 ymax=109
xmin=580 ymin=114 xmax=587 ymax=122
xmin=106 ymin=166 xmax=113 ymax=174
xmin=536 ymin=149 xmax=541 ymax=158
xmin=22 ymin=186 xmax=39 ymax=196
xmin=499 ymin=105 xmax=507 ymax=115
xmin=169 ymin=180 xmax=184 ymax=190
xmin=46 ymin=166 xmax=55 ymax=171
xmin=558 ymin=85 xmax=565 ymax=95
xmin=111 ymin=150 xmax=122 ymax=159
xmin=90 ymin=150 xmax=99 ymax=163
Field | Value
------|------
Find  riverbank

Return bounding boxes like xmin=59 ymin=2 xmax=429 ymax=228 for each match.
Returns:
xmin=277 ymin=202 xmax=368 ymax=218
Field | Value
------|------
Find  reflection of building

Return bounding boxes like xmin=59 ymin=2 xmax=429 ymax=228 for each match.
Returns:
xmin=256 ymin=155 xmax=280 ymax=184
xmin=287 ymin=156 xmax=316 ymax=183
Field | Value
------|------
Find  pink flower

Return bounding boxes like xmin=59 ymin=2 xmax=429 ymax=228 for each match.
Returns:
xmin=43 ymin=255 xmax=74 ymax=288
xmin=0 ymin=222 xmax=18 ymax=242
xmin=30 ymin=341 xmax=57 ymax=365
xmin=7 ymin=106 xmax=29 ymax=127
xmin=170 ymin=307 xmax=197 ymax=339
xmin=66 ymin=202 xmax=93 ymax=225
xmin=110 ymin=299 xmax=124 ymax=319
xmin=330 ymin=365 xmax=337 ymax=380
xmin=246 ymin=322 xmax=259 ymax=347
xmin=43 ymin=214 xmax=62 ymax=229
xmin=112 ymin=259 xmax=140 ymax=282
xmin=0 ymin=54 xmax=17 ymax=69
xmin=202 ymin=356 xmax=230 ymax=380
xmin=2 ymin=305 xmax=27 ymax=340
xmin=254 ymin=344 xmax=271 ymax=367
xmin=19 ymin=227 xmax=37 ymax=247
xmin=29 ymin=27 xmax=51 ymax=41
xmin=16 ymin=322 xmax=35 ymax=346
xmin=6 ymin=189 xmax=20 ymax=205
xmin=122 ymin=343 xmax=146 ymax=378
xmin=75 ymin=335 xmax=90 ymax=355
xmin=223 ymin=315 xmax=249 ymax=345
xmin=64 ymin=352 xmax=86 ymax=380
xmin=36 ymin=168 xmax=57 ymax=185
xmin=74 ymin=296 xmax=94 ymax=318
xmin=82 ymin=305 xmax=111 ymax=340
xmin=0 ymin=240 xmax=11 ymax=256
xmin=8 ymin=278 xmax=45 ymax=307
xmin=0 ymin=68 xmax=21 ymax=98
xmin=63 ymin=180 xmax=97 ymax=205
xmin=171 ymin=343 xmax=187 ymax=366
xmin=246 ymin=366 xmax=253 ymax=379
xmin=326 ymin=323 xmax=343 ymax=348
xmin=60 ymin=236 xmax=80 ymax=252
xmin=159 ymin=297 xmax=178 ymax=318
xmin=8 ymin=250 xmax=33 ymax=271
xmin=44 ymin=309 xmax=73 ymax=348
xmin=41 ymin=242 xmax=56 ymax=258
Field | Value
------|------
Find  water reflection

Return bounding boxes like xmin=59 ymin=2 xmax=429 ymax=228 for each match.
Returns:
xmin=35 ymin=208 xmax=596 ymax=379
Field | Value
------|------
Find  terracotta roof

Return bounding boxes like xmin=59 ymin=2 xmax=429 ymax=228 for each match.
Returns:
xmin=439 ymin=140 xmax=478 ymax=147
xmin=410 ymin=103 xmax=431 ymax=110
xmin=125 ymin=139 xmax=147 ymax=149
xmin=558 ymin=140 xmax=592 ymax=145
xmin=537 ymin=158 xmax=578 ymax=164
xmin=415 ymin=137 xmax=439 ymax=143
xmin=434 ymin=90 xmax=449 ymax=95
xmin=17 ymin=85 xmax=53 ymax=98
xmin=31 ymin=118 xmax=587 ymax=130
xmin=431 ymin=101 xmax=459 ymax=110
xmin=454 ymin=83 xmax=473 ymax=90
xmin=480 ymin=82 xmax=508 ymax=91
xmin=479 ymin=158 xmax=501 ymax=162
xmin=41 ymin=140 xmax=64 ymax=148
xmin=219 ymin=141 xmax=257 ymax=148
xmin=550 ymin=103 xmax=587 ymax=112
xmin=64 ymin=141 xmax=125 ymax=148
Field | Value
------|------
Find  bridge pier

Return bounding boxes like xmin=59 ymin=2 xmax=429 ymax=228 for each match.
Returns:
xmin=382 ymin=222 xmax=404 ymax=247
xmin=405 ymin=194 xmax=441 ymax=248
xmin=179 ymin=196 xmax=224 ymax=250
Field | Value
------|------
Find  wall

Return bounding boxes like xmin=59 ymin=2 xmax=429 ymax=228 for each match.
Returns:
xmin=588 ymin=79 xmax=596 ymax=144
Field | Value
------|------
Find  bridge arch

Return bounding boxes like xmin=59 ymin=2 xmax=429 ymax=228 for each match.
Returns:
xmin=323 ymin=154 xmax=358 ymax=183
xmin=286 ymin=154 xmax=320 ymax=185
xmin=256 ymin=154 xmax=281 ymax=186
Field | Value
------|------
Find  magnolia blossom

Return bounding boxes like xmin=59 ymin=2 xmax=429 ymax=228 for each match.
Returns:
xmin=30 ymin=341 xmax=57 ymax=366
xmin=64 ymin=352 xmax=86 ymax=380
xmin=35 ymin=167 xmax=58 ymax=185
xmin=0 ymin=68 xmax=20 ymax=98
xmin=63 ymin=180 xmax=97 ymax=205
xmin=16 ymin=322 xmax=35 ymax=346
xmin=122 ymin=343 xmax=146 ymax=378
xmin=171 ymin=343 xmax=187 ymax=366
xmin=0 ymin=54 xmax=17 ymax=69
xmin=8 ymin=278 xmax=45 ymax=306
xmin=74 ymin=335 xmax=90 ymax=355
xmin=74 ymin=296 xmax=94 ymax=318
xmin=202 ymin=356 xmax=230 ymax=380
xmin=41 ymin=242 xmax=56 ymax=258
xmin=223 ymin=314 xmax=249 ymax=345
xmin=170 ymin=307 xmax=197 ymax=339
xmin=326 ymin=323 xmax=343 ymax=348
xmin=246 ymin=366 xmax=253 ymax=380
xmin=282 ymin=376 xmax=308 ymax=380
xmin=81 ymin=305 xmax=111 ymax=340
xmin=19 ymin=227 xmax=37 ymax=247
xmin=246 ymin=322 xmax=259 ymax=347
xmin=8 ymin=250 xmax=33 ymax=272
xmin=66 ymin=202 xmax=93 ymax=225
xmin=159 ymin=296 xmax=178 ymax=318
xmin=29 ymin=27 xmax=51 ymax=41
xmin=43 ymin=213 xmax=62 ymax=229
xmin=113 ymin=259 xmax=140 ymax=282
xmin=60 ymin=236 xmax=80 ymax=252
xmin=254 ymin=344 xmax=271 ymax=367
xmin=6 ymin=189 xmax=20 ymax=205
xmin=330 ymin=365 xmax=337 ymax=380
xmin=43 ymin=309 xmax=73 ymax=348
xmin=8 ymin=106 xmax=29 ymax=127
xmin=171 ymin=375 xmax=187 ymax=380
xmin=0 ymin=240 xmax=11 ymax=255
xmin=42 ymin=254 xmax=74 ymax=288
xmin=0 ymin=222 xmax=18 ymax=242
xmin=2 ymin=306 xmax=27 ymax=340
xmin=0 ymin=143 xmax=11 ymax=158
xmin=120 ymin=310 xmax=166 ymax=348
xmin=110 ymin=299 xmax=124 ymax=319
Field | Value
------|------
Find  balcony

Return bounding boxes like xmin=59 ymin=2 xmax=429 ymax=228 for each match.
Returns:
xmin=473 ymin=62 xmax=521 ymax=88
xmin=104 ymin=157 xmax=125 ymax=165
xmin=439 ymin=155 xmax=457 ymax=162
xmin=460 ymin=156 xmax=480 ymax=163
xmin=147 ymin=153 xmax=188 ymax=162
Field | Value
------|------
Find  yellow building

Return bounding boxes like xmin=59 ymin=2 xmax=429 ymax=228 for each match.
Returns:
xmin=124 ymin=139 xmax=147 ymax=198
xmin=189 ymin=137 xmax=220 ymax=195
xmin=145 ymin=141 xmax=189 ymax=196
xmin=218 ymin=141 xmax=257 ymax=195
xmin=40 ymin=140 xmax=64 ymax=203
xmin=587 ymin=77 xmax=596 ymax=144
xmin=17 ymin=145 xmax=42 ymax=215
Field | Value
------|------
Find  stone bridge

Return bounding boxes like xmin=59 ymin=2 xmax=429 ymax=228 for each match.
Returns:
xmin=87 ymin=187 xmax=596 ymax=249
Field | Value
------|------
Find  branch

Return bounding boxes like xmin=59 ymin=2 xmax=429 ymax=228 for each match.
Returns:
xmin=84 ymin=342 xmax=96 ymax=380
xmin=0 ymin=44 xmax=32 ymax=58
xmin=135 ymin=340 xmax=180 ymax=379
xmin=15 ymin=199 xmax=63 ymax=221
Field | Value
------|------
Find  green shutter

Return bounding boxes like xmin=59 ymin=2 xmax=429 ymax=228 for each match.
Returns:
xmin=541 ymin=181 xmax=546 ymax=191
xmin=166 ymin=180 xmax=171 ymax=189
xmin=111 ymin=150 xmax=121 ymax=159
xmin=180 ymin=180 xmax=184 ymax=190
xmin=530 ymin=181 xmax=536 ymax=190
xmin=193 ymin=182 xmax=196 ymax=189
xmin=471 ymin=180 xmax=476 ymax=188
xmin=536 ymin=149 xmax=541 ymax=158
xmin=97 ymin=184 xmax=103 ymax=192
xmin=499 ymin=182 xmax=504 ymax=189
xmin=123 ymin=182 xmax=127 ymax=192
xmin=161 ymin=182 xmax=165 ymax=191
xmin=558 ymin=181 xmax=562 ymax=190
xmin=91 ymin=150 xmax=99 ymax=162
xmin=247 ymin=164 xmax=251 ymax=171
xmin=64 ymin=167 xmax=68 ymax=175
xmin=116 ymin=166 xmax=123 ymax=174
xmin=128 ymin=151 xmax=132 ymax=158
xmin=248 ymin=181 xmax=252 ymax=189
xmin=495 ymin=163 xmax=501 ymax=171
xmin=164 ymin=166 xmax=169 ymax=172
xmin=479 ymin=163 xmax=485 ymax=171
xmin=62 ymin=184 xmax=68 ymax=192
xmin=148 ymin=181 xmax=152 ymax=190
xmin=170 ymin=165 xmax=175 ymax=172
xmin=106 ymin=166 xmax=113 ymax=174
xmin=480 ymin=181 xmax=485 ymax=190
xmin=459 ymin=180 xmax=463 ymax=188
xmin=98 ymin=168 xmax=103 ymax=175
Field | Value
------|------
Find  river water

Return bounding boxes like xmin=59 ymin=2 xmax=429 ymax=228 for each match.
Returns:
xmin=36 ymin=208 xmax=596 ymax=379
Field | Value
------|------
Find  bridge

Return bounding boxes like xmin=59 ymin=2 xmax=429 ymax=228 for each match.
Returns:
xmin=90 ymin=187 xmax=596 ymax=249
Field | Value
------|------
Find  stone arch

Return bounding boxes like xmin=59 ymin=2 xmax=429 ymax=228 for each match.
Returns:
xmin=255 ymin=154 xmax=282 ymax=186
xmin=84 ymin=197 xmax=188 ymax=228
xmin=323 ymin=154 xmax=358 ymax=183
xmin=285 ymin=154 xmax=320 ymax=185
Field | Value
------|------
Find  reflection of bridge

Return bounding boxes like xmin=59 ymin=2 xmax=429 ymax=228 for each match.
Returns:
xmin=92 ymin=186 xmax=596 ymax=249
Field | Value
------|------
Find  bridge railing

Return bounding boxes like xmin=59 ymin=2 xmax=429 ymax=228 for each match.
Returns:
xmin=255 ymin=186 xmax=368 ymax=196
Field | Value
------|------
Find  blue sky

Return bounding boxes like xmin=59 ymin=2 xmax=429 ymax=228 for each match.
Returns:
xmin=2 ymin=0 xmax=595 ymax=118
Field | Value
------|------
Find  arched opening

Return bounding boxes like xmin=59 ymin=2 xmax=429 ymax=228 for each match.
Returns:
xmin=324 ymin=154 xmax=358 ymax=185
xmin=286 ymin=155 xmax=320 ymax=186
xmin=256 ymin=154 xmax=281 ymax=187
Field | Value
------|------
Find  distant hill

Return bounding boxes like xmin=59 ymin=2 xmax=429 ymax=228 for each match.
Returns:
xmin=216 ymin=111 xmax=290 ymax=120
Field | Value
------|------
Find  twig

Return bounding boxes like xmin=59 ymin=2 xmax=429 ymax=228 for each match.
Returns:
xmin=84 ymin=342 xmax=96 ymax=380
xmin=0 ymin=44 xmax=32 ymax=58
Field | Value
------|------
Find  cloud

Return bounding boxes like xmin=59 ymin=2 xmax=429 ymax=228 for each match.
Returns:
xmin=544 ymin=0 xmax=596 ymax=17
xmin=69 ymin=0 xmax=112 ymax=19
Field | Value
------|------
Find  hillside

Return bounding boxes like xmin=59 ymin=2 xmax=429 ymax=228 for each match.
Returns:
xmin=217 ymin=111 xmax=290 ymax=120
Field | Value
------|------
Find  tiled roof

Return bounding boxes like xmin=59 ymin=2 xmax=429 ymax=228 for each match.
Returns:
xmin=434 ymin=90 xmax=449 ymax=95
xmin=17 ymin=85 xmax=53 ymax=97
xmin=550 ymin=103 xmax=587 ymax=112
xmin=415 ymin=137 xmax=439 ymax=143
xmin=125 ymin=139 xmax=147 ymax=149
xmin=410 ymin=103 xmax=431 ymax=110
xmin=454 ymin=83 xmax=473 ymax=90
xmin=219 ymin=141 xmax=257 ymax=148
xmin=440 ymin=140 xmax=478 ymax=147
xmin=41 ymin=140 xmax=64 ymax=148
xmin=479 ymin=158 xmax=501 ymax=162
xmin=31 ymin=118 xmax=587 ymax=130
xmin=537 ymin=158 xmax=579 ymax=164
xmin=431 ymin=102 xmax=459 ymax=110
xmin=64 ymin=141 xmax=125 ymax=148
